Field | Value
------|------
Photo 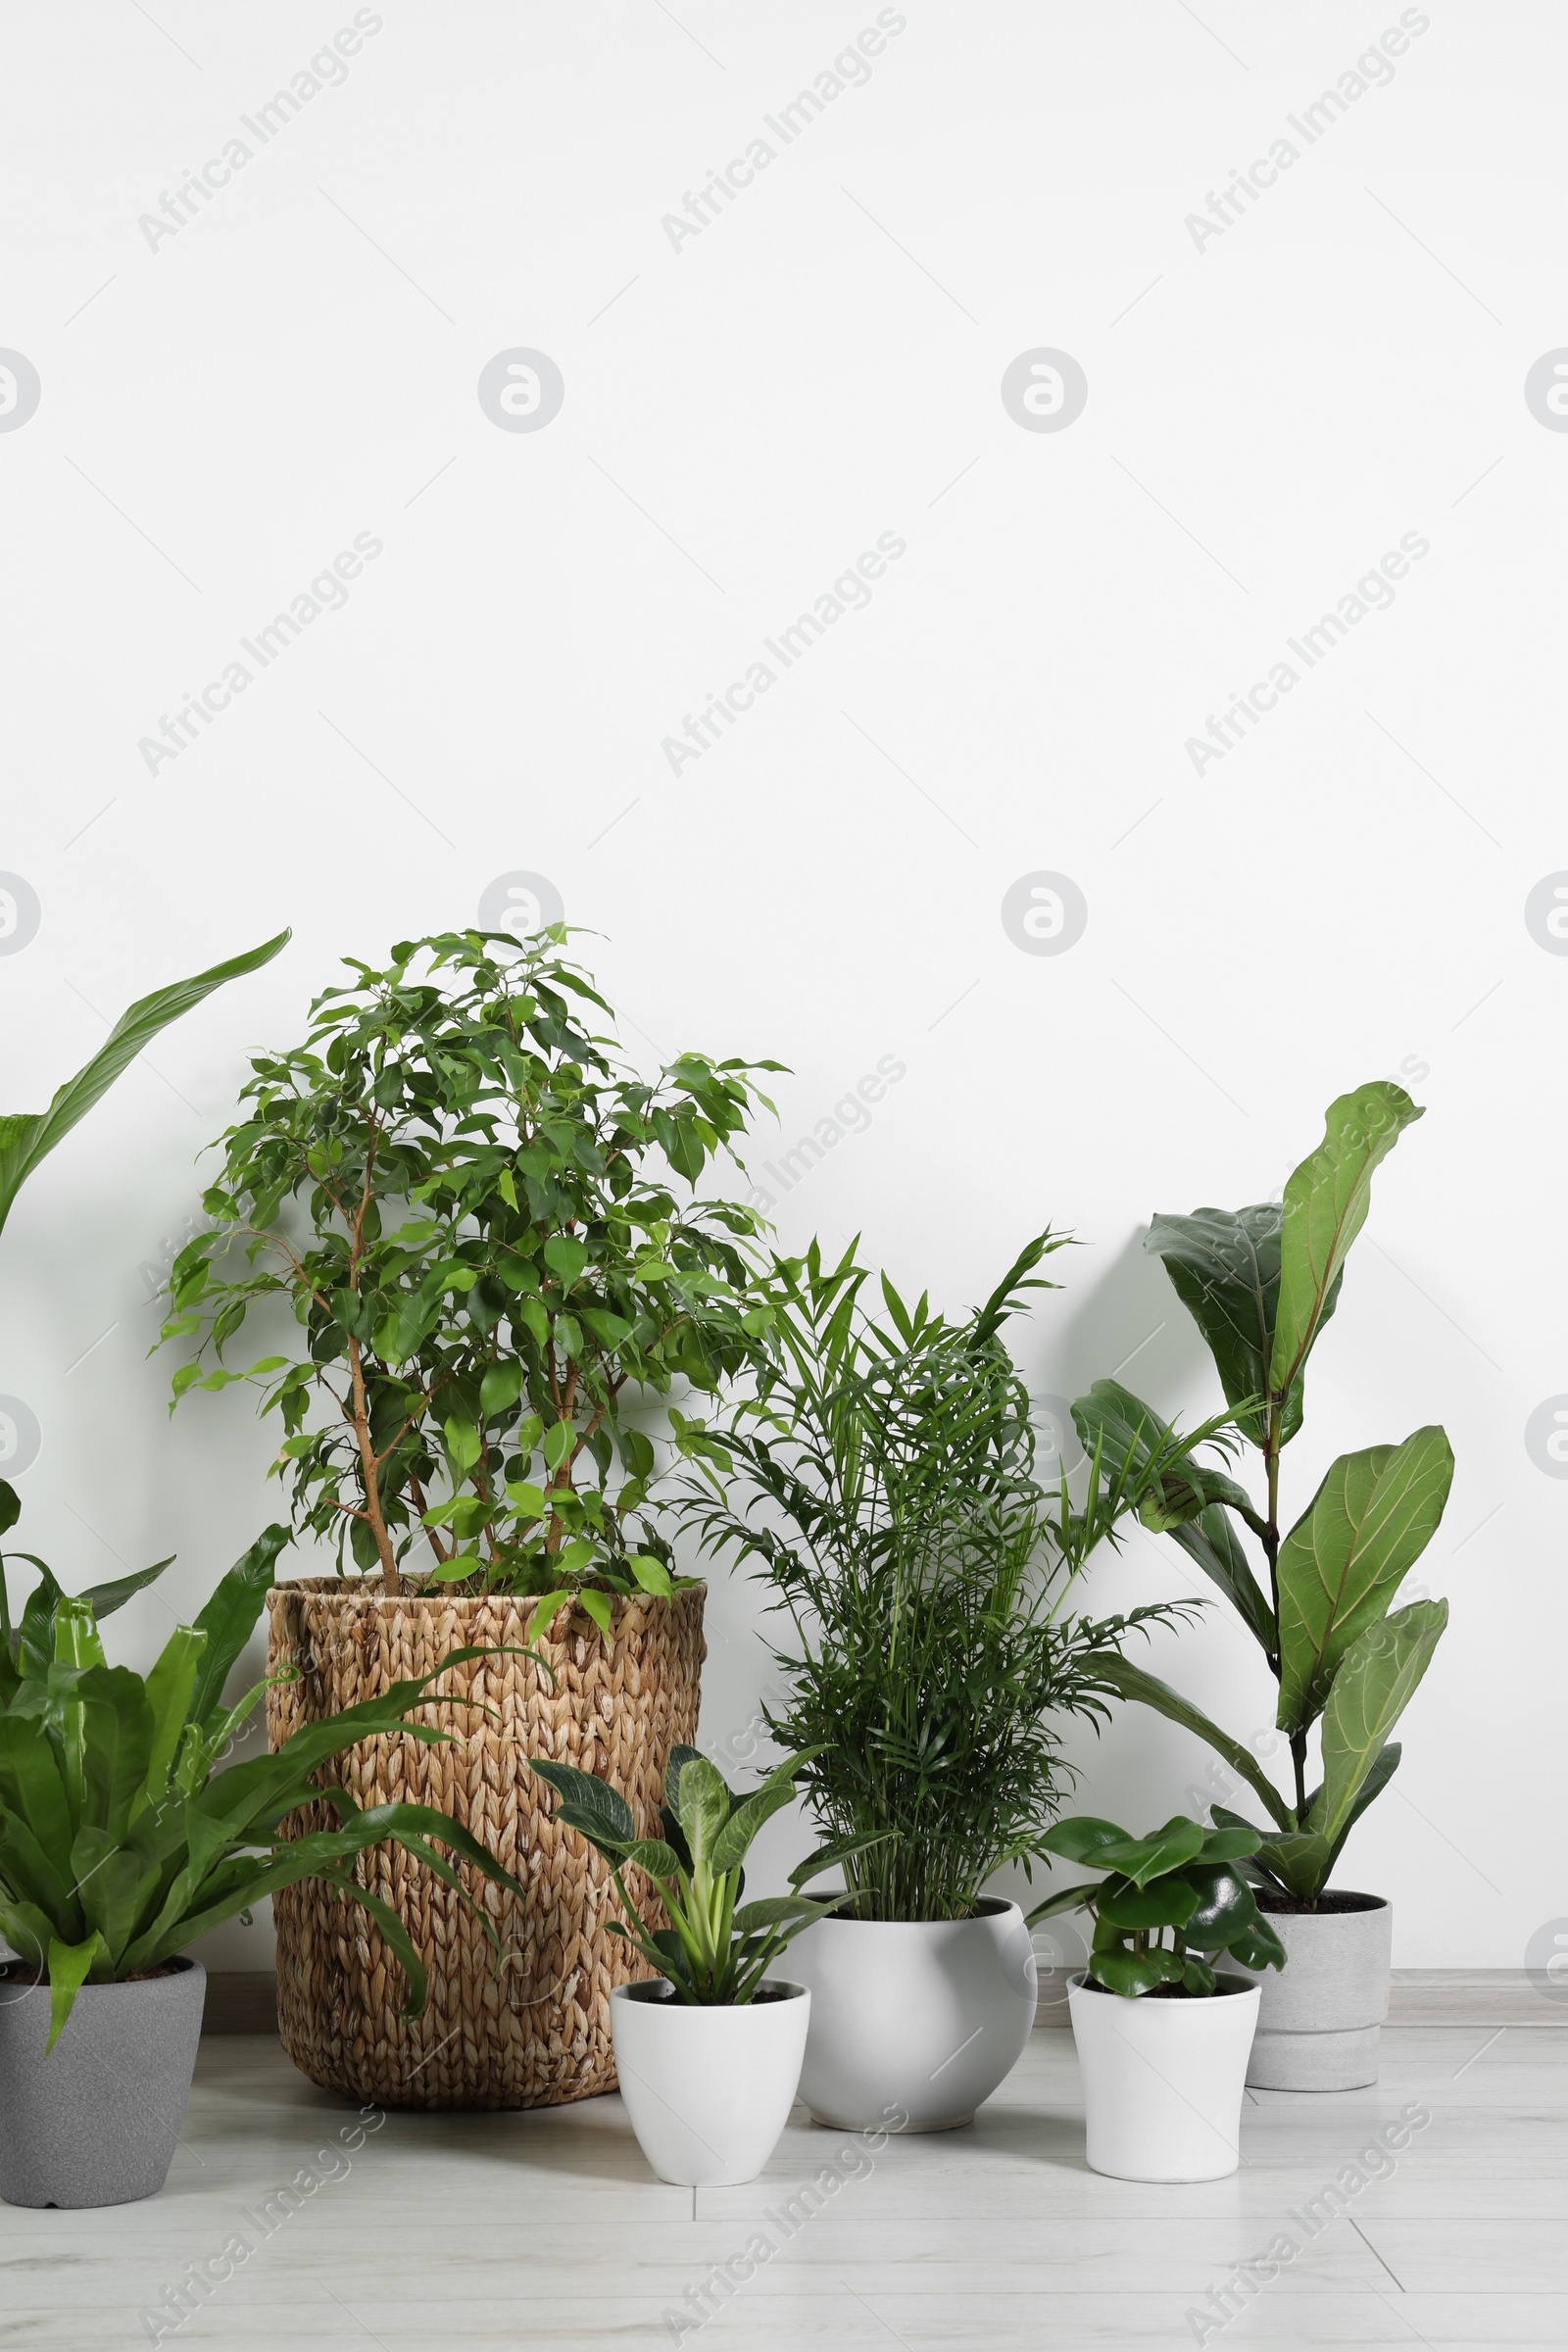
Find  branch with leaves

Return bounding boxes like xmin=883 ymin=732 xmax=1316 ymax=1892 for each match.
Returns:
xmin=160 ymin=928 xmax=783 ymax=1615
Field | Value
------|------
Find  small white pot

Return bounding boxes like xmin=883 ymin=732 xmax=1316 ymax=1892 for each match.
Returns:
xmin=1068 ymin=1971 xmax=1260 ymax=2181
xmin=790 ymin=1898 xmax=1037 ymax=2132
xmin=608 ymin=1980 xmax=809 ymax=2186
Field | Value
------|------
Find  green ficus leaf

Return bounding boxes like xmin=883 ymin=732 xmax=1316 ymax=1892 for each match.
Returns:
xmin=543 ymin=1235 xmax=589 ymax=1290
xmin=542 ymin=1421 xmax=575 ymax=1473
xmin=479 ymin=1360 xmax=524 ymax=1419
xmin=444 ymin=1418 xmax=482 ymax=1475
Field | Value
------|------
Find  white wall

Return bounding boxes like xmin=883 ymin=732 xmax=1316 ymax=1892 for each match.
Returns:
xmin=0 ymin=2 xmax=1559 ymax=1973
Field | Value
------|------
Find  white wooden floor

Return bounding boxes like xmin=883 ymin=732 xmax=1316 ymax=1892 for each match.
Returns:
xmin=5 ymin=2022 xmax=1566 ymax=2349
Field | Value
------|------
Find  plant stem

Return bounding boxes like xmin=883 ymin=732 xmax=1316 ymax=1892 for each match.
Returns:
xmin=1264 ymin=1398 xmax=1309 ymax=1826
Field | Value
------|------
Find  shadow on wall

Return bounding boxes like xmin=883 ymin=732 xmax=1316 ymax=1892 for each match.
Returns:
xmin=1042 ymin=1230 xmax=1214 ymax=1435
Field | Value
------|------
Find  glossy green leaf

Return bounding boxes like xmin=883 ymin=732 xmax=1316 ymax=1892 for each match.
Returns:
xmin=1145 ymin=1203 xmax=1321 ymax=1448
xmin=479 ymin=1360 xmax=524 ymax=1418
xmin=528 ymin=1756 xmax=637 ymax=1849
xmin=1091 ymin=1817 xmax=1206 ymax=1888
xmin=576 ymin=1589 xmax=612 ymax=1637
xmin=1269 ymin=1082 xmax=1423 ymax=1407
xmin=79 ymin=1667 xmax=156 ymax=1840
xmin=1023 ymin=1882 xmax=1104 ymax=1924
xmin=1091 ymin=1656 xmax=1295 ymax=1830
xmin=671 ymin=1756 xmax=729 ymax=1865
xmin=543 ymin=1235 xmax=589 ymax=1289
xmin=1275 ymin=1427 xmax=1453 ymax=1734
xmin=710 ymin=1776 xmax=798 ymax=1874
xmin=75 ymin=1557 xmax=177 ymax=1624
xmin=1313 ymin=1600 xmax=1447 ymax=1847
xmin=619 ymin=1838 xmax=684 ymax=1881
xmin=1072 ymin=1380 xmax=1274 ymax=1653
xmin=1040 ymin=1816 xmax=1130 ymax=1866
xmin=45 ymin=1932 xmax=106 ymax=2052
xmin=620 ymin=1554 xmax=668 ymax=1601
xmin=1227 ymin=1913 xmax=1287 ymax=1972
xmin=1177 ymin=1860 xmax=1261 ymax=1953
xmin=444 ymin=1418 xmax=481 ymax=1475
xmin=1089 ymin=1945 xmax=1184 ymax=1996
xmin=185 ymin=1524 xmax=290 ymax=1730
xmin=0 ymin=930 xmax=290 ymax=1241
xmin=1095 ymin=1872 xmax=1200 ymax=1931
xmin=139 ymin=1628 xmax=207 ymax=1810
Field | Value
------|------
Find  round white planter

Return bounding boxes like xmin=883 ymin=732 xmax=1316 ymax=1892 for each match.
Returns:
xmin=608 ymin=1980 xmax=809 ymax=2186
xmin=1068 ymin=1971 xmax=1260 ymax=2181
xmin=1232 ymin=1892 xmax=1392 ymax=2090
xmin=789 ymin=1898 xmax=1037 ymax=2132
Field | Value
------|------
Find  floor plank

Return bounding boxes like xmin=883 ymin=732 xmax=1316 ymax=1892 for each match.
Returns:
xmin=4 ymin=2026 xmax=1565 ymax=2350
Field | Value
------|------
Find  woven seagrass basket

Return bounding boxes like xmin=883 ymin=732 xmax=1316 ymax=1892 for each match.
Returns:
xmin=265 ymin=1578 xmax=706 ymax=2110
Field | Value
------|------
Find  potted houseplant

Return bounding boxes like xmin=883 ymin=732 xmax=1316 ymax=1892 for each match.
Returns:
xmin=163 ymin=925 xmax=782 ymax=2108
xmin=0 ymin=1528 xmax=525 ymax=2208
xmin=675 ymin=1235 xmax=1225 ymax=2132
xmin=529 ymin=1745 xmax=863 ymax=2183
xmin=1074 ymin=1081 xmax=1451 ymax=2089
xmin=1030 ymin=1812 xmax=1286 ymax=2180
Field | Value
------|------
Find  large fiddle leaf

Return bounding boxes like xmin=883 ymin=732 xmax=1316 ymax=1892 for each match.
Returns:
xmin=1268 ymin=1082 xmax=1422 ymax=1409
xmin=1144 ymin=1202 xmax=1341 ymax=1448
xmin=1073 ymin=1380 xmax=1276 ymax=1656
xmin=1313 ymin=1600 xmax=1446 ymax=1847
xmin=1275 ymin=1428 xmax=1453 ymax=1735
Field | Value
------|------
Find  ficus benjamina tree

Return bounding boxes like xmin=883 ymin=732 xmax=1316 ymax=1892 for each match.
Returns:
xmin=1073 ymin=1081 xmax=1451 ymax=1909
xmin=161 ymin=929 xmax=782 ymax=1624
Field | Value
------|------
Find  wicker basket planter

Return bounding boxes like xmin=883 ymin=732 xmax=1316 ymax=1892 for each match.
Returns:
xmin=265 ymin=1577 xmax=706 ymax=2110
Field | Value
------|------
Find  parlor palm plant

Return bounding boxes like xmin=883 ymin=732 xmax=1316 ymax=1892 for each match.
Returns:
xmin=676 ymin=1235 xmax=1229 ymax=1923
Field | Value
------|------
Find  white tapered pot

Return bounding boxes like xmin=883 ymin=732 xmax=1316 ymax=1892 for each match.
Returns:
xmin=790 ymin=1898 xmax=1038 ymax=2132
xmin=1068 ymin=1972 xmax=1260 ymax=2181
xmin=608 ymin=1981 xmax=808 ymax=2186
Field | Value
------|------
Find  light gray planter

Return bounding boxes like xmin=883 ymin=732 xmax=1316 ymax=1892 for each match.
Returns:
xmin=1234 ymin=1895 xmax=1391 ymax=2090
xmin=0 ymin=1957 xmax=206 ymax=2208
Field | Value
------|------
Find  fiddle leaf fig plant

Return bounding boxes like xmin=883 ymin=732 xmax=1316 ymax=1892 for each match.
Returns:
xmin=1027 ymin=1812 xmax=1287 ymax=1996
xmin=160 ymin=928 xmax=782 ymax=1615
xmin=529 ymin=1745 xmax=873 ymax=2005
xmin=1074 ymin=1083 xmax=1452 ymax=1908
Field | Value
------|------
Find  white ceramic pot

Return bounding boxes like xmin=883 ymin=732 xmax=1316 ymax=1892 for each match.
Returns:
xmin=1233 ymin=1892 xmax=1392 ymax=2090
xmin=789 ymin=1897 xmax=1037 ymax=2132
xmin=608 ymin=1980 xmax=808 ymax=2186
xmin=1067 ymin=1971 xmax=1260 ymax=2181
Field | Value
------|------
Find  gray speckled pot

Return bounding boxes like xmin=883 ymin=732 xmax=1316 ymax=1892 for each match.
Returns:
xmin=1234 ymin=1896 xmax=1392 ymax=2090
xmin=0 ymin=1957 xmax=205 ymax=2208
